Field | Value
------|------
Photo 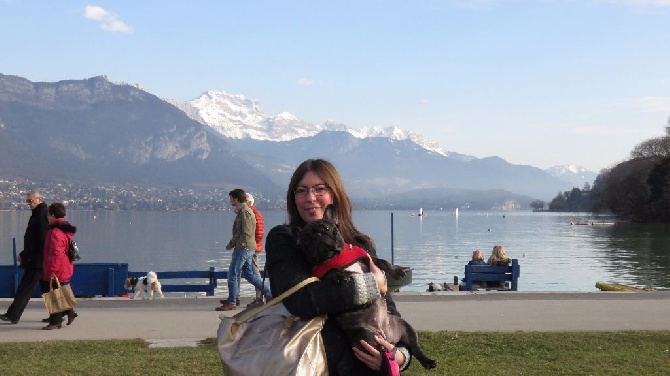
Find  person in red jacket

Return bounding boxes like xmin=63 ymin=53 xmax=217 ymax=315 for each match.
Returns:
xmin=247 ymin=193 xmax=265 ymax=302
xmin=40 ymin=203 xmax=77 ymax=330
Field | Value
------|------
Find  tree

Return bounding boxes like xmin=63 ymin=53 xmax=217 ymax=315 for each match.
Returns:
xmin=646 ymin=157 xmax=670 ymax=222
xmin=548 ymin=192 xmax=568 ymax=211
xmin=630 ymin=136 xmax=670 ymax=159
xmin=590 ymin=124 xmax=670 ymax=222
xmin=590 ymin=157 xmax=658 ymax=221
xmin=529 ymin=199 xmax=545 ymax=211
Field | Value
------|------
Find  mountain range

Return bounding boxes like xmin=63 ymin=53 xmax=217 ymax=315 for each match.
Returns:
xmin=0 ymin=73 xmax=595 ymax=209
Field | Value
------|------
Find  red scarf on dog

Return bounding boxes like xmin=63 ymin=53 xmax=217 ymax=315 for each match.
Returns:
xmin=312 ymin=243 xmax=369 ymax=279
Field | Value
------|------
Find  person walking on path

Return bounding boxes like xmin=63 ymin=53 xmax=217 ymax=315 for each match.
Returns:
xmin=40 ymin=203 xmax=78 ymax=330
xmin=0 ymin=190 xmax=49 ymax=325
xmin=216 ymin=189 xmax=271 ymax=311
xmin=233 ymin=193 xmax=265 ymax=306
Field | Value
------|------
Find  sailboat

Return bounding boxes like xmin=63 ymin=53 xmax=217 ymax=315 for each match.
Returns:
xmin=418 ymin=208 xmax=427 ymax=217
xmin=453 ymin=208 xmax=459 ymax=217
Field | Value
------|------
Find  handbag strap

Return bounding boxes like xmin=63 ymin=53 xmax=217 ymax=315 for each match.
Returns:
xmin=232 ymin=276 xmax=319 ymax=321
xmin=50 ymin=276 xmax=61 ymax=291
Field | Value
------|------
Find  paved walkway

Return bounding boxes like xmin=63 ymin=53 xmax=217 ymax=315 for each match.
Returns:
xmin=1 ymin=291 xmax=669 ymax=345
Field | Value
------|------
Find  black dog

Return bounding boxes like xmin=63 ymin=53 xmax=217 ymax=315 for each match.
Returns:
xmin=298 ymin=205 xmax=436 ymax=370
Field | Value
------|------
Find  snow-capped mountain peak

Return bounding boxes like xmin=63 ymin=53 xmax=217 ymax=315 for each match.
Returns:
xmin=545 ymin=165 xmax=598 ymax=188
xmin=275 ymin=111 xmax=299 ymax=121
xmin=167 ymin=90 xmax=448 ymax=155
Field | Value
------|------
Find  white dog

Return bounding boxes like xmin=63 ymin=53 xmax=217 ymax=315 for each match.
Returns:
xmin=125 ymin=271 xmax=165 ymax=300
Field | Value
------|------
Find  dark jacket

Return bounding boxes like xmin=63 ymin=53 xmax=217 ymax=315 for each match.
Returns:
xmin=19 ymin=202 xmax=49 ymax=269
xmin=467 ymin=259 xmax=487 ymax=266
xmin=266 ymin=224 xmax=405 ymax=375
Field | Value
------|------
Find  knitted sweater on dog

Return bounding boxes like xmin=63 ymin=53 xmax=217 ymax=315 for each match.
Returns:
xmin=312 ymin=244 xmax=369 ymax=279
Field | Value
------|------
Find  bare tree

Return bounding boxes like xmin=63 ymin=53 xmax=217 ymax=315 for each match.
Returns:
xmin=630 ymin=136 xmax=670 ymax=159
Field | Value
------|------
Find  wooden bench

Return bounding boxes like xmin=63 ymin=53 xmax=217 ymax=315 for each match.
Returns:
xmin=460 ymin=259 xmax=520 ymax=291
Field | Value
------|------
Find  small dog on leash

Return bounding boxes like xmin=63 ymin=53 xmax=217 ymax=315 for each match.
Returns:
xmin=125 ymin=271 xmax=165 ymax=300
xmin=298 ymin=205 xmax=436 ymax=370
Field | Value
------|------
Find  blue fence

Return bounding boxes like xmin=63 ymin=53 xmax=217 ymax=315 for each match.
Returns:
xmin=2 ymin=237 xmax=411 ymax=298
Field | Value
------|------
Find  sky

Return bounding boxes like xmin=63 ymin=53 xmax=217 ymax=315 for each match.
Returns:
xmin=1 ymin=0 xmax=669 ymax=173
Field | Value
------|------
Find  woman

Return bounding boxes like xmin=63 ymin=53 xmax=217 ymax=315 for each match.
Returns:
xmin=265 ymin=159 xmax=412 ymax=375
xmin=468 ymin=249 xmax=487 ymax=266
xmin=486 ymin=245 xmax=511 ymax=288
xmin=487 ymin=245 xmax=511 ymax=266
xmin=40 ymin=202 xmax=77 ymax=330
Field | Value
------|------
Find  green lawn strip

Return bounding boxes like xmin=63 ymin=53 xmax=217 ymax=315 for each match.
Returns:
xmin=405 ymin=331 xmax=670 ymax=376
xmin=0 ymin=338 xmax=221 ymax=376
xmin=0 ymin=332 xmax=668 ymax=375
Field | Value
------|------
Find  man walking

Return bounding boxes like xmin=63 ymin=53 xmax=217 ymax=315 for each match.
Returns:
xmin=1 ymin=190 xmax=49 ymax=324
xmin=216 ymin=189 xmax=271 ymax=311
xmin=236 ymin=193 xmax=265 ymax=306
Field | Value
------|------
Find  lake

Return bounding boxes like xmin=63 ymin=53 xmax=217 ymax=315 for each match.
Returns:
xmin=1 ymin=210 xmax=669 ymax=293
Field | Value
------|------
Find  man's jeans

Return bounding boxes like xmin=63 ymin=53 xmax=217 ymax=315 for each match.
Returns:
xmin=227 ymin=248 xmax=271 ymax=304
xmin=238 ymin=252 xmax=263 ymax=299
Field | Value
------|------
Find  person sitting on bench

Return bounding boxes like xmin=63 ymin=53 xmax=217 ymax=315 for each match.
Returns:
xmin=486 ymin=245 xmax=511 ymax=287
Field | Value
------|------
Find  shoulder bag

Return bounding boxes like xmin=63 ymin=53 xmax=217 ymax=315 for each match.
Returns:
xmin=217 ymin=276 xmax=328 ymax=376
xmin=42 ymin=276 xmax=77 ymax=315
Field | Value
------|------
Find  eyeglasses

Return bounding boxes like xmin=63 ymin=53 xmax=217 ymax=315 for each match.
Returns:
xmin=25 ymin=199 xmax=35 ymax=203
xmin=294 ymin=184 xmax=330 ymax=198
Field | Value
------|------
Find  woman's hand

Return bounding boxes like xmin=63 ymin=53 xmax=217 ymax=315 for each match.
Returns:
xmin=352 ymin=335 xmax=405 ymax=371
xmin=368 ymin=255 xmax=387 ymax=296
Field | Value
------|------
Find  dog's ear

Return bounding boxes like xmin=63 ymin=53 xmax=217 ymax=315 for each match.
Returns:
xmin=324 ymin=204 xmax=338 ymax=225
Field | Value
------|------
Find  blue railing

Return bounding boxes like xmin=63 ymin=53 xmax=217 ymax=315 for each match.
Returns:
xmin=2 ymin=237 xmax=410 ymax=298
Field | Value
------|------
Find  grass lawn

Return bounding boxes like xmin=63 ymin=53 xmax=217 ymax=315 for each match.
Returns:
xmin=1 ymin=331 xmax=669 ymax=375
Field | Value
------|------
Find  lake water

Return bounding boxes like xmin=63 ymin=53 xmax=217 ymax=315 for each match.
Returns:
xmin=1 ymin=210 xmax=669 ymax=294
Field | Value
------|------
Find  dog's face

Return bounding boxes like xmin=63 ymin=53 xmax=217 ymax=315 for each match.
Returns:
xmin=125 ymin=277 xmax=139 ymax=290
xmin=298 ymin=205 xmax=345 ymax=266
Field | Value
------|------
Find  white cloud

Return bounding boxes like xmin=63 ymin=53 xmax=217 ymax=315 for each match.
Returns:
xmin=296 ymin=78 xmax=316 ymax=87
xmin=83 ymin=5 xmax=132 ymax=33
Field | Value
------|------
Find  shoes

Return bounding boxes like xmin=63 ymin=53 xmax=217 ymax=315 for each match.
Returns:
xmin=215 ymin=303 xmax=237 ymax=311
xmin=42 ymin=323 xmax=62 ymax=330
xmin=220 ymin=300 xmax=240 ymax=306
xmin=42 ymin=311 xmax=69 ymax=323
xmin=220 ymin=299 xmax=241 ymax=306
xmin=0 ymin=314 xmax=18 ymax=324
xmin=67 ymin=311 xmax=78 ymax=325
xmin=246 ymin=297 xmax=265 ymax=308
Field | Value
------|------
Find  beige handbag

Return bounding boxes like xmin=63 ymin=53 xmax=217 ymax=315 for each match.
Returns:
xmin=42 ymin=276 xmax=77 ymax=315
xmin=217 ymin=276 xmax=328 ymax=376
